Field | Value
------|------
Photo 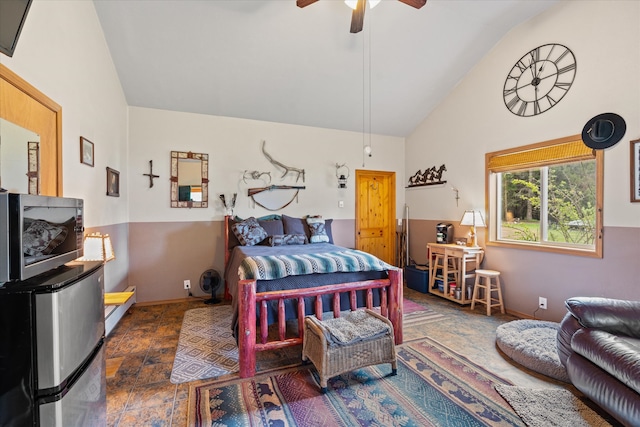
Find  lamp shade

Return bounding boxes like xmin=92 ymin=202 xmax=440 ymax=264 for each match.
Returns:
xmin=78 ymin=233 xmax=115 ymax=262
xmin=460 ymin=210 xmax=486 ymax=227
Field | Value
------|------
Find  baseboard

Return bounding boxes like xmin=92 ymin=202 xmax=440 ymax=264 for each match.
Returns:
xmin=105 ymin=285 xmax=137 ymax=336
xmin=134 ymin=297 xmax=193 ymax=307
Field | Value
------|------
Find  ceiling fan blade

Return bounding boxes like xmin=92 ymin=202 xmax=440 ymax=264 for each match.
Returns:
xmin=350 ymin=0 xmax=365 ymax=33
xmin=296 ymin=0 xmax=319 ymax=8
xmin=398 ymin=0 xmax=427 ymax=9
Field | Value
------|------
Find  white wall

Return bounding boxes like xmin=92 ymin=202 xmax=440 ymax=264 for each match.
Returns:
xmin=0 ymin=0 xmax=129 ymax=227
xmin=128 ymin=107 xmax=405 ymax=223
xmin=405 ymin=0 xmax=640 ymax=320
xmin=407 ymin=0 xmax=639 ymax=226
xmin=0 ymin=0 xmax=130 ymax=291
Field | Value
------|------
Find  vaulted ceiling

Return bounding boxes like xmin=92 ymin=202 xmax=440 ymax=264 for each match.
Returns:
xmin=94 ymin=0 xmax=557 ymax=137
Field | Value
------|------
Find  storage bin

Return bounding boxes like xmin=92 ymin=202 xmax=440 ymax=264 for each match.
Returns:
xmin=404 ymin=265 xmax=429 ymax=293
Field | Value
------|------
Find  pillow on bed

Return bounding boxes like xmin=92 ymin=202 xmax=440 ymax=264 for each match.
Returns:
xmin=324 ymin=218 xmax=334 ymax=244
xmin=258 ymin=218 xmax=284 ymax=237
xmin=267 ymin=234 xmax=308 ymax=246
xmin=227 ymin=217 xmax=243 ymax=249
xmin=282 ymin=215 xmax=308 ymax=236
xmin=231 ymin=217 xmax=268 ymax=246
xmin=306 ymin=216 xmax=330 ymax=243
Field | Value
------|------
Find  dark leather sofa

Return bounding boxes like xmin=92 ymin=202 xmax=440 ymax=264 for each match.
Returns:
xmin=557 ymin=297 xmax=640 ymax=426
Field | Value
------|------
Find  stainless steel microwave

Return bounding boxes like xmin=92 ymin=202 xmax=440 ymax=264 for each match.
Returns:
xmin=0 ymin=193 xmax=84 ymax=284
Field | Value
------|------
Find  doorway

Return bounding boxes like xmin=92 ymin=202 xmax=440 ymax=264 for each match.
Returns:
xmin=355 ymin=169 xmax=396 ymax=265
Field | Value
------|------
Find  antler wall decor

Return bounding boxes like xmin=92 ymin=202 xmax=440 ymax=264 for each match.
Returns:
xmin=261 ymin=140 xmax=305 ymax=182
xmin=242 ymin=170 xmax=271 ymax=184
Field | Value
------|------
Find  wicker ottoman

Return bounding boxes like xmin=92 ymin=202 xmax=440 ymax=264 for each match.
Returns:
xmin=302 ymin=309 xmax=397 ymax=393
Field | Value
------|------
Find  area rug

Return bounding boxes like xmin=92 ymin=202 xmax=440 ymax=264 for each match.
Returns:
xmin=170 ymin=305 xmax=239 ymax=384
xmin=188 ymin=336 xmax=524 ymax=426
xmin=496 ymin=319 xmax=570 ymax=383
xmin=172 ymin=299 xmax=444 ymax=384
xmin=495 ymin=385 xmax=614 ymax=427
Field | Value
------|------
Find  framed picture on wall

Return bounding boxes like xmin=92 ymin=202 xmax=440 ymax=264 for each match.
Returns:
xmin=631 ymin=139 xmax=640 ymax=203
xmin=80 ymin=137 xmax=94 ymax=167
xmin=106 ymin=167 xmax=120 ymax=197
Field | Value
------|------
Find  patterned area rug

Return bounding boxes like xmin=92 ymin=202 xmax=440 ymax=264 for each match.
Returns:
xmin=188 ymin=336 xmax=524 ymax=426
xmin=171 ymin=300 xmax=445 ymax=384
xmin=170 ymin=305 xmax=239 ymax=384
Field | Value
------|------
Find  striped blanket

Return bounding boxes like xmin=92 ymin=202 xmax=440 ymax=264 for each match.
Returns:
xmin=238 ymin=248 xmax=394 ymax=281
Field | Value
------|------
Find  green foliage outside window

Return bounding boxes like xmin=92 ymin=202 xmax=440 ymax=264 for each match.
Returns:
xmin=497 ymin=160 xmax=596 ymax=247
xmin=487 ymin=136 xmax=602 ymax=257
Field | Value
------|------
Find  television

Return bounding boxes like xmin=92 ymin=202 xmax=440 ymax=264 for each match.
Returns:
xmin=0 ymin=193 xmax=84 ymax=284
xmin=0 ymin=0 xmax=32 ymax=57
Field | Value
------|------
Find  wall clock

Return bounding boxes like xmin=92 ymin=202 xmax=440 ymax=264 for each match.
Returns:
xmin=503 ymin=43 xmax=576 ymax=117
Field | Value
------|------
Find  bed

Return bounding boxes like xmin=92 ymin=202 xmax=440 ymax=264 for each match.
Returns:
xmin=223 ymin=214 xmax=403 ymax=378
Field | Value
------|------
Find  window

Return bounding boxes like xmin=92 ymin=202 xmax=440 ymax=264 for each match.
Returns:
xmin=486 ymin=135 xmax=603 ymax=257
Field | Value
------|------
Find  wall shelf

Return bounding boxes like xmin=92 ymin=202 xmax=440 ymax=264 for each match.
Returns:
xmin=406 ymin=181 xmax=447 ymax=189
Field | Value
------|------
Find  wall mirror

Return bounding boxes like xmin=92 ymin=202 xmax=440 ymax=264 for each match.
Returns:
xmin=0 ymin=64 xmax=62 ymax=196
xmin=170 ymin=151 xmax=208 ymax=208
xmin=1 ymin=118 xmax=40 ymax=194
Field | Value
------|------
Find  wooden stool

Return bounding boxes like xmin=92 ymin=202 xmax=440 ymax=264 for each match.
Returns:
xmin=471 ymin=269 xmax=504 ymax=316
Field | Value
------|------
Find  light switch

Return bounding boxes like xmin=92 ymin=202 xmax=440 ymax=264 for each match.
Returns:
xmin=339 ymin=200 xmax=344 ymax=208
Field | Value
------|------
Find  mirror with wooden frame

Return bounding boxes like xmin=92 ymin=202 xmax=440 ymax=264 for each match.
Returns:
xmin=170 ymin=151 xmax=208 ymax=208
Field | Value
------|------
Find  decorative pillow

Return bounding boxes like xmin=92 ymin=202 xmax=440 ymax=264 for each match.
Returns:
xmin=258 ymin=218 xmax=284 ymax=237
xmin=227 ymin=217 xmax=242 ymax=250
xmin=231 ymin=217 xmax=268 ymax=246
xmin=267 ymin=234 xmax=308 ymax=246
xmin=282 ymin=214 xmax=308 ymax=236
xmin=229 ymin=215 xmax=282 ymax=249
xmin=324 ymin=218 xmax=334 ymax=244
xmin=23 ymin=220 xmax=69 ymax=256
xmin=306 ymin=216 xmax=330 ymax=243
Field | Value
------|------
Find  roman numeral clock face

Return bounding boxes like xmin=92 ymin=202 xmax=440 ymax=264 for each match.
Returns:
xmin=503 ymin=43 xmax=576 ymax=117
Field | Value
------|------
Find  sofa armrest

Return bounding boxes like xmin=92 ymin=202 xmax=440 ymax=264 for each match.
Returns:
xmin=565 ymin=297 xmax=640 ymax=338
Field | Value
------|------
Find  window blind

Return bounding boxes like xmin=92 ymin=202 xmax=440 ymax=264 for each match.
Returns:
xmin=488 ymin=139 xmax=594 ymax=172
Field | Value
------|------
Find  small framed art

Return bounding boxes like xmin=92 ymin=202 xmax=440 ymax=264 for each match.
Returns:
xmin=631 ymin=139 xmax=640 ymax=203
xmin=106 ymin=167 xmax=120 ymax=197
xmin=80 ymin=137 xmax=94 ymax=167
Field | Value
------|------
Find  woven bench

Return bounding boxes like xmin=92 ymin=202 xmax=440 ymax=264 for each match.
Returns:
xmin=302 ymin=309 xmax=397 ymax=393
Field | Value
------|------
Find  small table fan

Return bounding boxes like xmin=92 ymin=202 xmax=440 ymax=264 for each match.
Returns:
xmin=199 ymin=269 xmax=221 ymax=305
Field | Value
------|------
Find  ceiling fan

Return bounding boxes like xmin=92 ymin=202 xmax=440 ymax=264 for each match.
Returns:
xmin=297 ymin=0 xmax=427 ymax=34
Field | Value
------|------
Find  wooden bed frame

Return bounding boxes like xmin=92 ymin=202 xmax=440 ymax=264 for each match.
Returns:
xmin=224 ymin=216 xmax=403 ymax=378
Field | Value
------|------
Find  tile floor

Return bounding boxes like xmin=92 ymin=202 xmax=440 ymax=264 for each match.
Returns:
xmin=105 ymin=289 xmax=565 ymax=426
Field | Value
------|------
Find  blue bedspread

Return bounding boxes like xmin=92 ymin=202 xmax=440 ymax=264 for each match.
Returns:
xmin=238 ymin=248 xmax=393 ymax=280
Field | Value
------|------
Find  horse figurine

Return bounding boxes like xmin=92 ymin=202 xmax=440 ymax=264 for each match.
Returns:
xmin=422 ymin=167 xmax=435 ymax=183
xmin=432 ymin=164 xmax=447 ymax=182
xmin=408 ymin=170 xmax=423 ymax=186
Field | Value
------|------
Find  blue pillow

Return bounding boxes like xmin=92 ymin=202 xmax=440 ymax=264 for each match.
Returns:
xmin=231 ymin=217 xmax=268 ymax=246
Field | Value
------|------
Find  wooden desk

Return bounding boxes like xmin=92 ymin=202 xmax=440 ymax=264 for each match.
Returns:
xmin=427 ymin=243 xmax=483 ymax=305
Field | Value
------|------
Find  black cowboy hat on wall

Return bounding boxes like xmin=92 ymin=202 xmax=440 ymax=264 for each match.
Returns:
xmin=582 ymin=112 xmax=627 ymax=149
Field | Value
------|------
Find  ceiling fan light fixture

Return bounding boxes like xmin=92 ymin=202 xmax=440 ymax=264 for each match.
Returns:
xmin=345 ymin=0 xmax=381 ymax=10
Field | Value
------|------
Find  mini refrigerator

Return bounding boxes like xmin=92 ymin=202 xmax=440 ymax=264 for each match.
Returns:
xmin=0 ymin=261 xmax=106 ymax=426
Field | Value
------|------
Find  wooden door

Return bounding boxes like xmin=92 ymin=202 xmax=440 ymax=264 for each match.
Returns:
xmin=1 ymin=64 xmax=62 ymax=196
xmin=355 ymin=170 xmax=396 ymax=265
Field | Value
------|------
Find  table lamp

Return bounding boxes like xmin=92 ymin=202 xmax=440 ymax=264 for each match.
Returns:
xmin=460 ymin=210 xmax=486 ymax=247
xmin=78 ymin=232 xmax=115 ymax=262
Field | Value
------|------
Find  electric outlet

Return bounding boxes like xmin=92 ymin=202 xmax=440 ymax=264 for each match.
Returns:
xmin=538 ymin=297 xmax=547 ymax=310
xmin=183 ymin=280 xmax=191 ymax=290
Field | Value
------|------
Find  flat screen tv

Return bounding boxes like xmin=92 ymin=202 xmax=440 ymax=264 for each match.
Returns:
xmin=0 ymin=0 xmax=32 ymax=57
